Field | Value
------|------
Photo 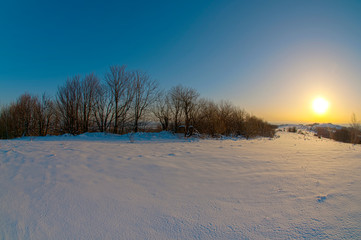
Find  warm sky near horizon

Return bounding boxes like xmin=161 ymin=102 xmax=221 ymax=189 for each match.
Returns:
xmin=1 ymin=0 xmax=361 ymax=124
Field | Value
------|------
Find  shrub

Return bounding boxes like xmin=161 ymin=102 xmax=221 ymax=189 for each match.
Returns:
xmin=287 ymin=127 xmax=297 ymax=133
xmin=331 ymin=128 xmax=351 ymax=143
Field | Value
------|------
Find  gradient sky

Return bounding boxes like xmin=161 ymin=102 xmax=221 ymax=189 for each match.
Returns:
xmin=1 ymin=0 xmax=361 ymax=123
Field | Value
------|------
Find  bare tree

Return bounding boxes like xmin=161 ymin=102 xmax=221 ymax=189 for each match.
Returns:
xmin=0 ymin=103 xmax=19 ymax=139
xmin=192 ymin=99 xmax=246 ymax=137
xmin=217 ymin=101 xmax=246 ymax=136
xmin=80 ymin=73 xmax=100 ymax=133
xmin=34 ymin=94 xmax=54 ymax=136
xmin=0 ymin=93 xmax=53 ymax=138
xmin=93 ymin=84 xmax=114 ymax=132
xmin=15 ymin=93 xmax=38 ymax=136
xmin=169 ymin=85 xmax=183 ymax=133
xmin=56 ymin=76 xmax=82 ymax=134
xmin=0 ymin=105 xmax=11 ymax=139
xmin=244 ymin=115 xmax=275 ymax=139
xmin=153 ymin=91 xmax=171 ymax=131
xmin=105 ymin=65 xmax=134 ymax=134
xmin=132 ymin=70 xmax=158 ymax=132
xmin=177 ymin=85 xmax=199 ymax=137
xmin=350 ymin=113 xmax=361 ymax=144
xmin=230 ymin=107 xmax=246 ymax=136
xmin=193 ymin=98 xmax=219 ymax=136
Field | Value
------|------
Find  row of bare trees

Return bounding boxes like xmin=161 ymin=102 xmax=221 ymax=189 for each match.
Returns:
xmin=56 ymin=66 xmax=158 ymax=135
xmin=0 ymin=65 xmax=158 ymax=138
xmin=0 ymin=65 xmax=275 ymax=139
xmin=315 ymin=114 xmax=361 ymax=144
xmin=153 ymin=85 xmax=199 ymax=136
xmin=153 ymin=86 xmax=275 ymax=138
xmin=0 ymin=94 xmax=55 ymax=139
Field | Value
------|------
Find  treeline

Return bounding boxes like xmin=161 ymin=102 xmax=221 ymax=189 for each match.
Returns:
xmin=0 ymin=65 xmax=275 ymax=139
xmin=154 ymin=86 xmax=275 ymax=138
xmin=315 ymin=116 xmax=361 ymax=144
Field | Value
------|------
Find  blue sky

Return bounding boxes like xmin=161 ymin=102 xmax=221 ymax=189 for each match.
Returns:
xmin=1 ymin=0 xmax=361 ymax=123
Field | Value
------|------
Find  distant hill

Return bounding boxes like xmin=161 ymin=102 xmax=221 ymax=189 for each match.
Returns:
xmin=278 ymin=123 xmax=344 ymax=132
xmin=278 ymin=123 xmax=360 ymax=144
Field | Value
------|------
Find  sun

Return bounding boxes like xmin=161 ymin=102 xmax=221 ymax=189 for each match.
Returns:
xmin=312 ymin=97 xmax=329 ymax=115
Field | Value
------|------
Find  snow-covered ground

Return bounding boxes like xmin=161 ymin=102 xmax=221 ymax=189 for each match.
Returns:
xmin=1 ymin=131 xmax=360 ymax=239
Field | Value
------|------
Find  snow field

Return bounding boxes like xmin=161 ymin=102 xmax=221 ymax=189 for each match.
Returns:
xmin=0 ymin=131 xmax=360 ymax=239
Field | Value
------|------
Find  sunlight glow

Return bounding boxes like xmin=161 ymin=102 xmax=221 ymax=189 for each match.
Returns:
xmin=312 ymin=97 xmax=329 ymax=115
